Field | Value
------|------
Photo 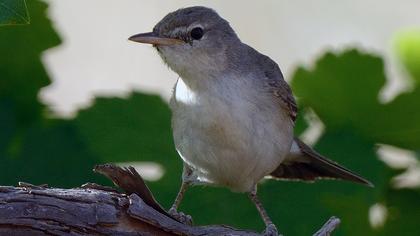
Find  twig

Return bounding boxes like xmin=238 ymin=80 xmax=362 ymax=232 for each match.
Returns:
xmin=0 ymin=164 xmax=341 ymax=235
xmin=313 ymin=216 xmax=341 ymax=236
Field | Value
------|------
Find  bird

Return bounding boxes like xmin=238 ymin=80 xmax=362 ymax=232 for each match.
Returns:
xmin=129 ymin=6 xmax=372 ymax=236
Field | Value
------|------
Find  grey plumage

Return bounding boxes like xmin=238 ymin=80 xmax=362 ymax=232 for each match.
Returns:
xmin=271 ymin=138 xmax=373 ymax=186
xmin=154 ymin=7 xmax=298 ymax=121
xmin=129 ymin=6 xmax=372 ymax=235
xmin=154 ymin=7 xmax=236 ymax=39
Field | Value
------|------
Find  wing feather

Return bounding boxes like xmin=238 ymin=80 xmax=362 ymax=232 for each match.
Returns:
xmin=257 ymin=53 xmax=298 ymax=122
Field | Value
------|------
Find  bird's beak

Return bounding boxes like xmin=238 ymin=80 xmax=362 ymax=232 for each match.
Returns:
xmin=128 ymin=32 xmax=184 ymax=46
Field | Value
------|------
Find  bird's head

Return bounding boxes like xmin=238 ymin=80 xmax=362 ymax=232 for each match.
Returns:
xmin=129 ymin=6 xmax=239 ymax=80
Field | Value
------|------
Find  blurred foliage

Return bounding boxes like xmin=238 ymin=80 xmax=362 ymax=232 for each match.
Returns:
xmin=0 ymin=0 xmax=29 ymax=25
xmin=0 ymin=0 xmax=99 ymax=187
xmin=395 ymin=29 xmax=420 ymax=81
xmin=0 ymin=1 xmax=177 ymax=188
xmin=381 ymin=187 xmax=420 ymax=235
xmin=1 ymin=1 xmax=420 ymax=235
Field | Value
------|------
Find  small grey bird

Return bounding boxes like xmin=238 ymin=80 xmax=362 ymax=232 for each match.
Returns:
xmin=129 ymin=6 xmax=372 ymax=235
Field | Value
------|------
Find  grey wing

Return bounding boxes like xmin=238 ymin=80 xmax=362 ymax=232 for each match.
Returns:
xmin=253 ymin=53 xmax=372 ymax=186
xmin=257 ymin=53 xmax=298 ymax=122
xmin=270 ymin=138 xmax=373 ymax=187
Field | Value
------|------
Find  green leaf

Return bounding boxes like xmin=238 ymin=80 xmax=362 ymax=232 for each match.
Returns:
xmin=289 ymin=49 xmax=403 ymax=235
xmin=292 ymin=49 xmax=385 ymax=132
xmin=394 ymin=29 xmax=420 ymax=82
xmin=0 ymin=0 xmax=30 ymax=25
xmin=0 ymin=0 xmax=103 ymax=188
xmin=374 ymin=89 xmax=420 ymax=150
xmin=0 ymin=0 xmax=60 ymax=126
xmin=292 ymin=49 xmax=420 ymax=151
xmin=73 ymin=93 xmax=183 ymax=204
xmin=74 ymin=93 xmax=177 ymax=165
xmin=1 ymin=120 xmax=102 ymax=188
xmin=380 ymin=188 xmax=420 ymax=235
xmin=374 ymin=29 xmax=420 ymax=150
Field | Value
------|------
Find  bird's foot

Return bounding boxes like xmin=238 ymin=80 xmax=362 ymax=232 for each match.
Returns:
xmin=262 ymin=223 xmax=281 ymax=236
xmin=168 ymin=207 xmax=193 ymax=226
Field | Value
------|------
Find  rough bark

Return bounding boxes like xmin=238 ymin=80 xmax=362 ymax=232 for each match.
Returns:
xmin=0 ymin=164 xmax=340 ymax=235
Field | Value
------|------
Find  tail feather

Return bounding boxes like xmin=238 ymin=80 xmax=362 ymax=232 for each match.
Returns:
xmin=270 ymin=138 xmax=373 ymax=187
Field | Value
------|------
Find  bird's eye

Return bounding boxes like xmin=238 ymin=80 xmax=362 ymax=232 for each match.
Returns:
xmin=190 ymin=27 xmax=204 ymax=40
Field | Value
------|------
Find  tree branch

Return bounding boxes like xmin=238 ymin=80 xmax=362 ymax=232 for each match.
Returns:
xmin=0 ymin=164 xmax=340 ymax=235
xmin=313 ymin=216 xmax=341 ymax=236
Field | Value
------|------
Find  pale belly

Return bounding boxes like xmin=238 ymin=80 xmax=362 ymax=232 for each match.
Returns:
xmin=170 ymin=79 xmax=293 ymax=192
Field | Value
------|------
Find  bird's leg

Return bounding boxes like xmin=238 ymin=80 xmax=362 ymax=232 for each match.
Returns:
xmin=248 ymin=186 xmax=279 ymax=236
xmin=168 ymin=164 xmax=193 ymax=225
xmin=170 ymin=179 xmax=189 ymax=211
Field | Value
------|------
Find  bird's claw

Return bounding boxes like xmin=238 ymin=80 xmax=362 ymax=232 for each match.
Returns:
xmin=168 ymin=207 xmax=193 ymax=226
xmin=262 ymin=223 xmax=281 ymax=236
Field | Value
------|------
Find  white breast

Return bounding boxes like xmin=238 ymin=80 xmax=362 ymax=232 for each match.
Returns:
xmin=170 ymin=76 xmax=293 ymax=192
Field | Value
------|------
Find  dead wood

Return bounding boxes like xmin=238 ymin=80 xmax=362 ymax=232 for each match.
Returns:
xmin=0 ymin=164 xmax=340 ymax=235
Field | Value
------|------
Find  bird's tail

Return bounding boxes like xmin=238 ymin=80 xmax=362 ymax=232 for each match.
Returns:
xmin=269 ymin=138 xmax=373 ymax=187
